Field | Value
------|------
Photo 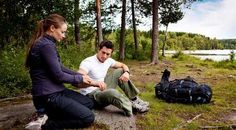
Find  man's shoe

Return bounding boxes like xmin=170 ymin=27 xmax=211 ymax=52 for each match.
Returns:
xmin=132 ymin=102 xmax=149 ymax=113
xmin=25 ymin=114 xmax=48 ymax=130
xmin=124 ymin=111 xmax=133 ymax=117
xmin=131 ymin=97 xmax=149 ymax=107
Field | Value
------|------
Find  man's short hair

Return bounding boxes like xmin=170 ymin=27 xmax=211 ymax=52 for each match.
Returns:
xmin=99 ymin=40 xmax=114 ymax=50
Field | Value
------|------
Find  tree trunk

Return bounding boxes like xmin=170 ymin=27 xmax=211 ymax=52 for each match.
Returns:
xmin=74 ymin=0 xmax=80 ymax=46
xmin=96 ymin=0 xmax=103 ymax=47
xmin=131 ymin=0 xmax=138 ymax=59
xmin=119 ymin=0 xmax=126 ymax=61
xmin=151 ymin=0 xmax=159 ymax=64
xmin=162 ymin=25 xmax=168 ymax=57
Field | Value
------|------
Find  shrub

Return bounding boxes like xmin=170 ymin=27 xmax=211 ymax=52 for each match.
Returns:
xmin=172 ymin=51 xmax=184 ymax=59
xmin=0 ymin=43 xmax=95 ymax=98
xmin=58 ymin=43 xmax=95 ymax=69
xmin=0 ymin=46 xmax=31 ymax=98
xmin=214 ymin=60 xmax=236 ymax=70
xmin=229 ymin=50 xmax=235 ymax=62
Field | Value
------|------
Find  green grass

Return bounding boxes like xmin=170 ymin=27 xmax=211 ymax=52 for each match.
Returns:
xmin=128 ymin=54 xmax=236 ymax=130
xmin=1 ymin=45 xmax=235 ymax=129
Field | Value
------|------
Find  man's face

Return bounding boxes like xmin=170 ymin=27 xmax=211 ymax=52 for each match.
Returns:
xmin=97 ymin=46 xmax=112 ymax=63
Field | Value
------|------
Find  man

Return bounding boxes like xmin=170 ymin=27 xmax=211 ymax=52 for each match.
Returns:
xmin=78 ymin=40 xmax=149 ymax=116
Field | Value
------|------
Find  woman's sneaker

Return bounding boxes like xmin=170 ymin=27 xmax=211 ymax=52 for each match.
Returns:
xmin=25 ymin=114 xmax=48 ymax=130
xmin=131 ymin=97 xmax=149 ymax=107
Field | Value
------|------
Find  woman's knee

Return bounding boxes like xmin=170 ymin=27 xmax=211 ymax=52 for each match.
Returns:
xmin=83 ymin=112 xmax=95 ymax=125
xmin=87 ymin=99 xmax=94 ymax=109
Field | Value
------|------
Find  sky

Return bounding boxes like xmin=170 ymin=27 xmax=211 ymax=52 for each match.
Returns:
xmin=138 ymin=0 xmax=236 ymax=39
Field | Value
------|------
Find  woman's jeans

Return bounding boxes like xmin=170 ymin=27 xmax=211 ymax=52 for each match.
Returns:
xmin=33 ymin=88 xmax=94 ymax=130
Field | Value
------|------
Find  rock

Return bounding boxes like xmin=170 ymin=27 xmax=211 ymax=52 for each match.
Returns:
xmin=0 ymin=102 xmax=35 ymax=129
xmin=94 ymin=105 xmax=136 ymax=130
xmin=0 ymin=98 xmax=136 ymax=130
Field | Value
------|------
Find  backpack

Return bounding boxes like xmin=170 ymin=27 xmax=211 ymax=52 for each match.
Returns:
xmin=155 ymin=69 xmax=212 ymax=104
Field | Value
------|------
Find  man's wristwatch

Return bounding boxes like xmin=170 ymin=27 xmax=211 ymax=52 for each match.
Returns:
xmin=124 ymin=70 xmax=130 ymax=75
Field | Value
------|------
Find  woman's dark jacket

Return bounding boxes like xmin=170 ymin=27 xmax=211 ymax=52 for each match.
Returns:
xmin=27 ymin=35 xmax=83 ymax=96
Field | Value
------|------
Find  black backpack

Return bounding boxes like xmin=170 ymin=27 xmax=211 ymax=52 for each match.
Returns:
xmin=155 ymin=69 xmax=212 ymax=104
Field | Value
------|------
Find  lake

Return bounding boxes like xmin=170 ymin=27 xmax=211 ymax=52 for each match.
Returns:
xmin=165 ymin=50 xmax=236 ymax=61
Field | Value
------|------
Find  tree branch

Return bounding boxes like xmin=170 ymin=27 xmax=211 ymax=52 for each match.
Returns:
xmin=173 ymin=114 xmax=202 ymax=130
xmin=199 ymin=124 xmax=236 ymax=129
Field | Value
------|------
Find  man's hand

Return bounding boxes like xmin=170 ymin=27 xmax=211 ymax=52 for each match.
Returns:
xmin=91 ymin=81 xmax=107 ymax=91
xmin=119 ymin=72 xmax=130 ymax=82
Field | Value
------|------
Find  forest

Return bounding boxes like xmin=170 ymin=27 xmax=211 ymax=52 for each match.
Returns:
xmin=1 ymin=0 xmax=235 ymax=51
xmin=219 ymin=39 xmax=236 ymax=49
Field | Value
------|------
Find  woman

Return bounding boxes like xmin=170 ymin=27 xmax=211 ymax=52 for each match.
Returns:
xmin=25 ymin=14 xmax=94 ymax=130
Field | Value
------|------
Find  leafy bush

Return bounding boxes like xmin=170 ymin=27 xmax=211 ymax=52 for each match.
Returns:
xmin=0 ymin=42 xmax=95 ymax=98
xmin=0 ymin=46 xmax=31 ymax=98
xmin=171 ymin=51 xmax=201 ymax=62
xmin=58 ymin=43 xmax=95 ymax=70
xmin=229 ymin=50 xmax=235 ymax=62
xmin=172 ymin=51 xmax=184 ymax=59
xmin=214 ymin=60 xmax=236 ymax=70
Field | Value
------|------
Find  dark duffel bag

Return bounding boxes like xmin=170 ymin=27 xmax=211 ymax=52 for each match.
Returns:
xmin=155 ymin=69 xmax=212 ymax=104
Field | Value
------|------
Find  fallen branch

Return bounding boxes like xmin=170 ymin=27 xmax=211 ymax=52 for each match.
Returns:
xmin=0 ymin=94 xmax=32 ymax=102
xmin=173 ymin=114 xmax=202 ymax=130
xmin=199 ymin=124 xmax=236 ymax=129
xmin=230 ymin=108 xmax=236 ymax=111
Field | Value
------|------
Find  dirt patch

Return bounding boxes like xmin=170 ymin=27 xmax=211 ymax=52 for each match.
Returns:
xmin=223 ymin=110 xmax=236 ymax=123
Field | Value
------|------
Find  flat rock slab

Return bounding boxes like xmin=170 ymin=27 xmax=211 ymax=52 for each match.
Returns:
xmin=94 ymin=105 xmax=136 ymax=130
xmin=0 ymin=102 xmax=35 ymax=129
xmin=0 ymin=97 xmax=136 ymax=130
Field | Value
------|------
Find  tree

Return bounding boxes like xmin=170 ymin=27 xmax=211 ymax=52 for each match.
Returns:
xmin=151 ymin=0 xmax=159 ymax=64
xmin=135 ymin=0 xmax=159 ymax=63
xmin=82 ymin=0 xmax=120 ymax=46
xmin=128 ymin=0 xmax=153 ymax=59
xmin=131 ymin=0 xmax=138 ymax=59
xmin=119 ymin=0 xmax=127 ymax=61
xmin=96 ymin=0 xmax=103 ymax=46
xmin=159 ymin=0 xmax=184 ymax=56
xmin=0 ymin=0 xmax=75 ymax=48
xmin=137 ymin=0 xmax=197 ymax=62
xmin=74 ymin=0 xmax=80 ymax=46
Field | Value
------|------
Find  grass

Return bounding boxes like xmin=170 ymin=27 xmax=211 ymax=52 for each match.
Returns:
xmin=1 ymin=49 xmax=235 ymax=129
xmin=124 ymin=55 xmax=236 ymax=130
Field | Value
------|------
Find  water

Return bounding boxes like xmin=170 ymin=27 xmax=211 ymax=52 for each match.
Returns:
xmin=165 ymin=50 xmax=236 ymax=61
